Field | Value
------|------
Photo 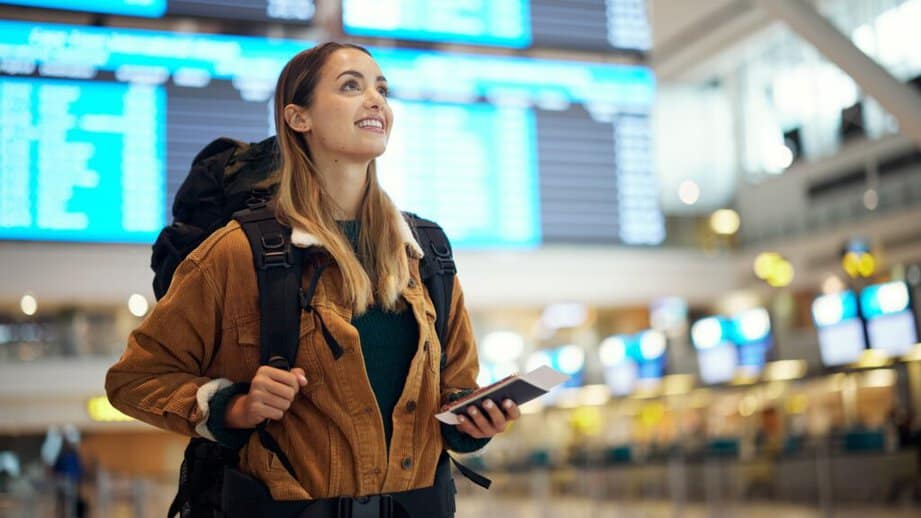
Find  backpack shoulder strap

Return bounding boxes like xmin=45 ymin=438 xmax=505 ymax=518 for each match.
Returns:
xmin=403 ymin=213 xmax=494 ymax=490
xmin=232 ymin=200 xmax=306 ymax=480
xmin=233 ymin=202 xmax=305 ymax=368
xmin=403 ymin=212 xmax=455 ymax=369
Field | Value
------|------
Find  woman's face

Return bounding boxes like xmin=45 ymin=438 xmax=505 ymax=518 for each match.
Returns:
xmin=294 ymin=48 xmax=393 ymax=163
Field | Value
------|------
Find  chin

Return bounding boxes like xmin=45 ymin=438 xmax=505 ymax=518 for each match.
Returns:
xmin=361 ymin=143 xmax=388 ymax=159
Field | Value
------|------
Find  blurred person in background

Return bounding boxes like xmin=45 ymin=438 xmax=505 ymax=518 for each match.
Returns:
xmin=106 ymin=42 xmax=520 ymax=517
xmin=42 ymin=425 xmax=87 ymax=518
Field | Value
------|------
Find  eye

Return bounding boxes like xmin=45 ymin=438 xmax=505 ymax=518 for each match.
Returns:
xmin=377 ymin=85 xmax=389 ymax=97
xmin=341 ymin=79 xmax=360 ymax=92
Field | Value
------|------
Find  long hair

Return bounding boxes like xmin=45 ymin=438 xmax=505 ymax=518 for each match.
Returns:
xmin=273 ymin=42 xmax=410 ymax=315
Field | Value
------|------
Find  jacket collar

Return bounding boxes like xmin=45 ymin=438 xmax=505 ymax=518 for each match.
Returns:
xmin=289 ymin=205 xmax=425 ymax=259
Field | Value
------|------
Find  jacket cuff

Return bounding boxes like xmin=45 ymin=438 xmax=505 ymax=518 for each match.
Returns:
xmin=204 ymin=382 xmax=254 ymax=450
xmin=441 ymin=389 xmax=491 ymax=453
xmin=194 ymin=378 xmax=233 ymax=440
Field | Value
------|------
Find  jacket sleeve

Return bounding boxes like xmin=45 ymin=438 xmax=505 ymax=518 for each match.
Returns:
xmin=439 ymin=276 xmax=491 ymax=452
xmin=105 ymin=255 xmax=227 ymax=438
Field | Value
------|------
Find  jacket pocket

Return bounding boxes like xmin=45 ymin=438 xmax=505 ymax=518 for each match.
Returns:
xmin=233 ymin=315 xmax=324 ymax=392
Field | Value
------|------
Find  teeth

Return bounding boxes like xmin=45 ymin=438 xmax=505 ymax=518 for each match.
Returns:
xmin=357 ymin=119 xmax=383 ymax=129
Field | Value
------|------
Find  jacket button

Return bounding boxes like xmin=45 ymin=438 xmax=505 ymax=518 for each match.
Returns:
xmin=406 ymin=400 xmax=417 ymax=413
xmin=401 ymin=457 xmax=412 ymax=470
xmin=408 ymin=278 xmax=417 ymax=288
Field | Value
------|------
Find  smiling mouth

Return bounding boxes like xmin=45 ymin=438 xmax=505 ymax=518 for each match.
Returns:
xmin=356 ymin=118 xmax=385 ymax=131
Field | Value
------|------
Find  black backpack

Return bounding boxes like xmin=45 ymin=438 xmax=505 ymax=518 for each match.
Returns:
xmin=152 ymin=136 xmax=476 ymax=517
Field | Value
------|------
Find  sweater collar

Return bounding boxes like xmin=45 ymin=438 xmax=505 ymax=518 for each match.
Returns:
xmin=289 ymin=205 xmax=425 ymax=259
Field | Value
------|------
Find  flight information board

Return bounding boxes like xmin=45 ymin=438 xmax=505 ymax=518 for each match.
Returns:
xmin=343 ymin=0 xmax=530 ymax=48
xmin=379 ymin=100 xmax=539 ymax=247
xmin=343 ymin=0 xmax=650 ymax=52
xmin=0 ymin=0 xmax=316 ymax=23
xmin=0 ymin=20 xmax=659 ymax=247
xmin=1 ymin=0 xmax=166 ymax=16
xmin=0 ymin=77 xmax=165 ymax=243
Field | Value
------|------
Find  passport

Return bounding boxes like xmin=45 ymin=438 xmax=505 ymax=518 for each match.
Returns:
xmin=435 ymin=365 xmax=570 ymax=425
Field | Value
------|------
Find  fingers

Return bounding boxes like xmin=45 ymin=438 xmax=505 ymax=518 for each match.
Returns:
xmin=481 ymin=399 xmax=507 ymax=432
xmin=502 ymin=399 xmax=521 ymax=420
xmin=251 ymin=399 xmax=285 ymax=421
xmin=454 ymin=414 xmax=483 ymax=438
xmin=464 ymin=405 xmax=494 ymax=437
xmin=249 ymin=391 xmax=293 ymax=413
xmin=454 ymin=399 xmax=523 ymax=439
xmin=245 ymin=365 xmax=308 ymax=424
xmin=290 ymin=367 xmax=309 ymax=386
xmin=257 ymin=365 xmax=303 ymax=392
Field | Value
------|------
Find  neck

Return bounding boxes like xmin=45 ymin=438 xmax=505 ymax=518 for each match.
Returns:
xmin=311 ymin=152 xmax=370 ymax=220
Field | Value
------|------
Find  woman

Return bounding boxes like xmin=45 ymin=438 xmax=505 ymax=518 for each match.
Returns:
xmin=106 ymin=42 xmax=520 ymax=517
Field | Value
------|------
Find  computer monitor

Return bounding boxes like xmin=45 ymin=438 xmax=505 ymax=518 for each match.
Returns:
xmin=860 ymin=281 xmax=918 ymax=357
xmin=812 ymin=290 xmax=867 ymax=366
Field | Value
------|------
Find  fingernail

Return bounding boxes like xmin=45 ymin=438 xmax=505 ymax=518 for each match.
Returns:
xmin=503 ymin=400 xmax=513 ymax=409
xmin=469 ymin=408 xmax=478 ymax=415
xmin=457 ymin=416 xmax=465 ymax=423
xmin=298 ymin=375 xmax=308 ymax=385
xmin=483 ymin=400 xmax=494 ymax=409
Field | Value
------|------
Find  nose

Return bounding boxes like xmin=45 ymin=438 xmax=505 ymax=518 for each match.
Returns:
xmin=365 ymin=88 xmax=385 ymax=110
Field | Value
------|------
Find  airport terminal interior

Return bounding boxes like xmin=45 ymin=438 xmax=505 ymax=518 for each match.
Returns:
xmin=1 ymin=0 xmax=921 ymax=516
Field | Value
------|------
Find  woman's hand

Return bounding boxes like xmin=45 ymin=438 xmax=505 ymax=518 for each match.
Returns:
xmin=225 ymin=366 xmax=308 ymax=429
xmin=450 ymin=399 xmax=521 ymax=439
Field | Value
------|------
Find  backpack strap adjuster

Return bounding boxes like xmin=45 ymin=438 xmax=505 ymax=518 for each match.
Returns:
xmin=257 ymin=248 xmax=293 ymax=270
xmin=434 ymin=256 xmax=457 ymax=276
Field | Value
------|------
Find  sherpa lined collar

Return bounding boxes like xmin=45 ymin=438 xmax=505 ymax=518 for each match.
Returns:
xmin=290 ymin=205 xmax=425 ymax=258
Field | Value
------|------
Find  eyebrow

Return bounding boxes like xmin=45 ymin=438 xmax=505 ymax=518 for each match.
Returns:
xmin=336 ymin=70 xmax=387 ymax=82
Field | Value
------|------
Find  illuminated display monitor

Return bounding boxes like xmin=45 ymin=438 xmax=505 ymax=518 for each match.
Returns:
xmin=1 ymin=0 xmax=166 ymax=16
xmin=860 ymin=281 xmax=918 ymax=357
xmin=599 ymin=330 xmax=666 ymax=395
xmin=727 ymin=308 xmax=773 ymax=376
xmin=343 ymin=0 xmax=650 ymax=52
xmin=812 ymin=291 xmax=867 ymax=366
xmin=0 ymin=76 xmax=165 ymax=243
xmin=691 ymin=316 xmax=737 ymax=385
xmin=1 ymin=0 xmax=316 ymax=23
xmin=343 ymin=0 xmax=531 ymax=48
xmin=691 ymin=309 xmax=772 ymax=383
xmin=0 ymin=20 xmax=658 ymax=246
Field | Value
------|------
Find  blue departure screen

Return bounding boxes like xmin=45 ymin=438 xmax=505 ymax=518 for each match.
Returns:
xmin=0 ymin=77 xmax=165 ymax=243
xmin=1 ymin=1 xmax=315 ymax=22
xmin=379 ymin=100 xmax=539 ymax=248
xmin=1 ymin=0 xmax=167 ymax=16
xmin=343 ymin=0 xmax=531 ymax=48
xmin=0 ymin=20 xmax=658 ymax=247
xmin=342 ymin=0 xmax=651 ymax=52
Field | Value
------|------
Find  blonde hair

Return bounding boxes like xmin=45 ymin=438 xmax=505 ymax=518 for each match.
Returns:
xmin=272 ymin=42 xmax=410 ymax=315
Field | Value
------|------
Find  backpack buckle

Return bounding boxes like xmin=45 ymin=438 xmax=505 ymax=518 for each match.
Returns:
xmin=255 ymin=233 xmax=292 ymax=269
xmin=435 ymin=256 xmax=456 ymax=276
xmin=337 ymin=494 xmax=393 ymax=518
xmin=258 ymin=249 xmax=293 ymax=269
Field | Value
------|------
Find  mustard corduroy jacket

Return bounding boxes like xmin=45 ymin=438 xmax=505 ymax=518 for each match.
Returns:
xmin=105 ymin=212 xmax=481 ymax=501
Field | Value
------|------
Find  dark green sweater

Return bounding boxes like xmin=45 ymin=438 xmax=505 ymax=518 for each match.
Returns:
xmin=208 ymin=221 xmax=488 ymax=455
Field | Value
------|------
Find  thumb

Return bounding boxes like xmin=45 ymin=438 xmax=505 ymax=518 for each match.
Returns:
xmin=291 ymin=367 xmax=308 ymax=386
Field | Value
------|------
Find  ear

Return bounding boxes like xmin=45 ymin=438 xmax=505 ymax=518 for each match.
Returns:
xmin=283 ymin=104 xmax=312 ymax=133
